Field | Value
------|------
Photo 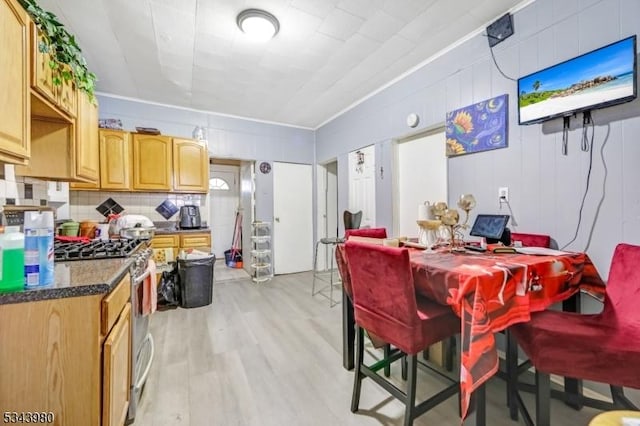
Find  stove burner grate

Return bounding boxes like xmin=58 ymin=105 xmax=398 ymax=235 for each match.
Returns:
xmin=54 ymin=239 xmax=144 ymax=261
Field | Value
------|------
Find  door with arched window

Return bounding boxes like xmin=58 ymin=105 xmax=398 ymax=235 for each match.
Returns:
xmin=210 ymin=165 xmax=240 ymax=258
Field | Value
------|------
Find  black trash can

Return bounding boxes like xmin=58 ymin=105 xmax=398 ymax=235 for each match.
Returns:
xmin=177 ymin=254 xmax=216 ymax=308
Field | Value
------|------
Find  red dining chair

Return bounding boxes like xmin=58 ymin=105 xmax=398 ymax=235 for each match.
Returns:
xmin=511 ymin=232 xmax=551 ymax=248
xmin=345 ymin=227 xmax=387 ymax=239
xmin=345 ymin=241 xmax=464 ymax=425
xmin=509 ymin=243 xmax=640 ymax=426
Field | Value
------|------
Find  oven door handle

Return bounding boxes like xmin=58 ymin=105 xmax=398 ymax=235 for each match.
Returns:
xmin=134 ymin=333 xmax=155 ymax=391
xmin=133 ymin=267 xmax=152 ymax=285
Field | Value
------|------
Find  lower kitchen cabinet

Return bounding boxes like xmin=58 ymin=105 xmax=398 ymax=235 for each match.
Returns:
xmin=0 ymin=276 xmax=131 ymax=426
xmin=103 ymin=303 xmax=131 ymax=426
xmin=180 ymin=233 xmax=211 ymax=251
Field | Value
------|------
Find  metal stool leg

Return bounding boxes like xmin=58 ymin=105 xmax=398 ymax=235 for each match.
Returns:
xmin=312 ymin=240 xmax=321 ymax=295
xmin=329 ymin=244 xmax=336 ymax=307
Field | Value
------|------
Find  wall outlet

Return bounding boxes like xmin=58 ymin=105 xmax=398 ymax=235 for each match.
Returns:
xmin=498 ymin=187 xmax=509 ymax=202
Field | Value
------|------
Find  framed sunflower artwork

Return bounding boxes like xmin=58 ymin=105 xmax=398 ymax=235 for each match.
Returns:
xmin=445 ymin=94 xmax=508 ymax=157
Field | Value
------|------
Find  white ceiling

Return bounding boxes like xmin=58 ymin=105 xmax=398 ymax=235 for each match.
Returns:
xmin=38 ymin=0 xmax=527 ymax=129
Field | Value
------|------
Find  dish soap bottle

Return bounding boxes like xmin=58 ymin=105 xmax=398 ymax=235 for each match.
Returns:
xmin=0 ymin=226 xmax=25 ymax=292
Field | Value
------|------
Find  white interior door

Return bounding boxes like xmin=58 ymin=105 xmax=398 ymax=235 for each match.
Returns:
xmin=348 ymin=145 xmax=375 ymax=227
xmin=210 ymin=165 xmax=240 ymax=258
xmin=273 ymin=162 xmax=313 ymax=274
xmin=395 ymin=129 xmax=448 ymax=237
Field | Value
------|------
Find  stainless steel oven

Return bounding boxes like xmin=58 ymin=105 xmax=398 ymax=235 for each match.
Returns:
xmin=127 ymin=246 xmax=155 ymax=423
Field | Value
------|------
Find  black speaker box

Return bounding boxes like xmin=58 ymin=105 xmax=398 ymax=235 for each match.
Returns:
xmin=486 ymin=13 xmax=514 ymax=47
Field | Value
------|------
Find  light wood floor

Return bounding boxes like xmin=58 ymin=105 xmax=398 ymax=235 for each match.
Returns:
xmin=133 ymin=271 xmax=603 ymax=426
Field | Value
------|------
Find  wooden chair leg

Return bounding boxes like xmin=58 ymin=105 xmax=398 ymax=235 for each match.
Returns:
xmin=351 ymin=326 xmax=365 ymax=413
xmin=535 ymin=370 xmax=551 ymax=426
xmin=404 ymin=354 xmax=417 ymax=426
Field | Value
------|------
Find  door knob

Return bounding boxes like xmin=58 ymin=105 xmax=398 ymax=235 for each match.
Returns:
xmin=275 ymin=217 xmax=280 ymax=222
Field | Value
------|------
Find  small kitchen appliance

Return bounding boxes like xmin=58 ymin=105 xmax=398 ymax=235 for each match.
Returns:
xmin=178 ymin=205 xmax=201 ymax=229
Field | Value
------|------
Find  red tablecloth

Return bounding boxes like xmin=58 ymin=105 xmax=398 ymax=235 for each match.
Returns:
xmin=407 ymin=249 xmax=606 ymax=418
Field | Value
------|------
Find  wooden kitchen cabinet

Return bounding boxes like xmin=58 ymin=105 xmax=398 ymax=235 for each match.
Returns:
xmin=19 ymin=32 xmax=99 ymax=182
xmin=173 ymin=138 xmax=209 ymax=192
xmin=180 ymin=233 xmax=211 ymax=251
xmin=70 ymin=129 xmax=131 ymax=190
xmin=75 ymin=91 xmax=99 ymax=181
xmin=100 ymin=130 xmax=132 ymax=190
xmin=17 ymin=94 xmax=99 ymax=182
xmin=0 ymin=276 xmax=131 ymax=426
xmin=103 ymin=303 xmax=131 ymax=426
xmin=132 ymin=134 xmax=172 ymax=191
xmin=0 ymin=0 xmax=30 ymax=165
xmin=31 ymin=24 xmax=77 ymax=118
xmin=151 ymin=234 xmax=180 ymax=264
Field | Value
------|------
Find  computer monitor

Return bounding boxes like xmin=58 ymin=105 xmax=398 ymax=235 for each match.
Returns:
xmin=469 ymin=214 xmax=510 ymax=241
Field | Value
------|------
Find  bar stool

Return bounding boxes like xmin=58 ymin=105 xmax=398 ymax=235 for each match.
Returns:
xmin=312 ymin=210 xmax=362 ymax=307
xmin=311 ymin=236 xmax=344 ymax=307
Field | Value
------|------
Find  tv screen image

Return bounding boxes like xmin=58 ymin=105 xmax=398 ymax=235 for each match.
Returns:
xmin=518 ymin=35 xmax=637 ymax=125
xmin=469 ymin=214 xmax=510 ymax=240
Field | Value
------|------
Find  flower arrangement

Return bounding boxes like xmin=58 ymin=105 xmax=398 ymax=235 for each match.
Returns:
xmin=430 ymin=194 xmax=476 ymax=251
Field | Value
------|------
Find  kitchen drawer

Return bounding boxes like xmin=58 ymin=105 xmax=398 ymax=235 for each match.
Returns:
xmin=151 ymin=235 xmax=179 ymax=248
xmin=180 ymin=234 xmax=211 ymax=248
xmin=101 ymin=276 xmax=131 ymax=336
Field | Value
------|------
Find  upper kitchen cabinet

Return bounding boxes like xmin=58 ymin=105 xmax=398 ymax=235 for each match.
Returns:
xmin=31 ymin=23 xmax=77 ymax=118
xmin=173 ymin=138 xmax=208 ymax=193
xmin=0 ymin=0 xmax=30 ymax=165
xmin=100 ymin=130 xmax=131 ymax=190
xmin=132 ymin=134 xmax=172 ymax=191
xmin=17 ymin=92 xmax=99 ymax=182
xmin=75 ymin=91 xmax=99 ymax=180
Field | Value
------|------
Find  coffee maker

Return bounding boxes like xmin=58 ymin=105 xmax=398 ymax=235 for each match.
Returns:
xmin=178 ymin=205 xmax=201 ymax=229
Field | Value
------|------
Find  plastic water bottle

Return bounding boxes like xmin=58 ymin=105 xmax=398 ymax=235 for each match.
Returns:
xmin=24 ymin=211 xmax=54 ymax=287
xmin=0 ymin=226 xmax=25 ymax=292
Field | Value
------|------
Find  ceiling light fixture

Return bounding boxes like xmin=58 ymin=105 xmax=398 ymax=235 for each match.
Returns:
xmin=237 ymin=9 xmax=279 ymax=42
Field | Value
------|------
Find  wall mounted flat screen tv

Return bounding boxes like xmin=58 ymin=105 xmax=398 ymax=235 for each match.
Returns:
xmin=518 ymin=35 xmax=637 ymax=125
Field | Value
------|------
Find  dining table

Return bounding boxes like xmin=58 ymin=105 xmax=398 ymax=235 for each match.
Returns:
xmin=336 ymin=243 xmax=606 ymax=421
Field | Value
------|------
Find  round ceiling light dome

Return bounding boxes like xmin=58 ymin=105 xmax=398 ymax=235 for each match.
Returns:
xmin=237 ymin=9 xmax=280 ymax=42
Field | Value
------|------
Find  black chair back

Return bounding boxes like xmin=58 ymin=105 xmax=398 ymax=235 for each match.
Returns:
xmin=344 ymin=210 xmax=362 ymax=230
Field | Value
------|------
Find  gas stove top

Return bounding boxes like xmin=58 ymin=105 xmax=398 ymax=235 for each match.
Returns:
xmin=54 ymin=239 xmax=145 ymax=261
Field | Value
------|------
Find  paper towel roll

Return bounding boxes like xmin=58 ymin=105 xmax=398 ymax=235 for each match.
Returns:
xmin=418 ymin=203 xmax=428 ymax=221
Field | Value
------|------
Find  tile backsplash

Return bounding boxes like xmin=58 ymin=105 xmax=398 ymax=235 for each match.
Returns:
xmin=0 ymin=165 xmax=69 ymax=218
xmin=69 ymin=191 xmax=209 ymax=224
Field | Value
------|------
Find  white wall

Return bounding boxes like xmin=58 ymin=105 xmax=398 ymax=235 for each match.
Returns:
xmin=316 ymin=0 xmax=640 ymax=283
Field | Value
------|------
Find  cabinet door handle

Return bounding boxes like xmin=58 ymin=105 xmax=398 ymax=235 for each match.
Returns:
xmin=275 ymin=217 xmax=280 ymax=223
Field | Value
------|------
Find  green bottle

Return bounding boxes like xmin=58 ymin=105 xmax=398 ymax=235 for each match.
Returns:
xmin=0 ymin=226 xmax=25 ymax=293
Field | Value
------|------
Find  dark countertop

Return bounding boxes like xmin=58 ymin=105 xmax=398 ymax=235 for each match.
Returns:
xmin=0 ymin=257 xmax=132 ymax=305
xmin=154 ymin=227 xmax=210 ymax=235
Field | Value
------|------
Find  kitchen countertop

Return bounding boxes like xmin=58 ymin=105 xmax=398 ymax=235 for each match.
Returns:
xmin=0 ymin=257 xmax=132 ymax=305
xmin=154 ymin=227 xmax=210 ymax=235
